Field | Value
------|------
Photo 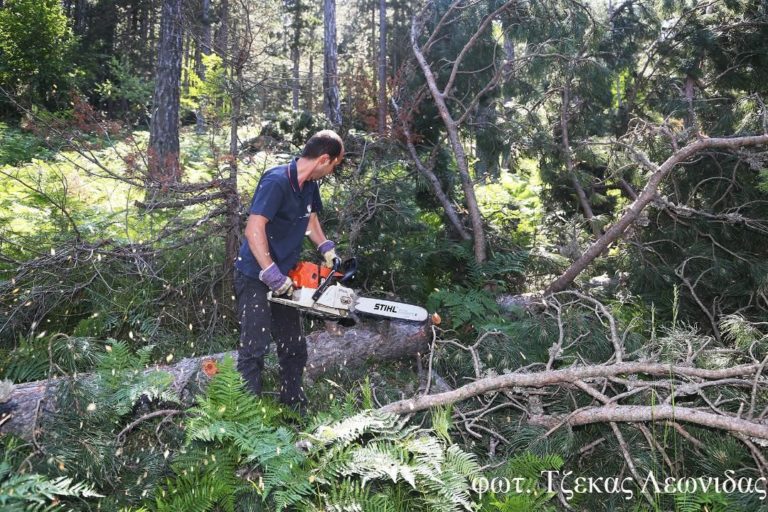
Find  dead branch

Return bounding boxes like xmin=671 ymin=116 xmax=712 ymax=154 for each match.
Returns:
xmin=544 ymin=133 xmax=768 ymax=295
xmin=528 ymin=405 xmax=768 ymax=439
xmin=391 ymin=96 xmax=471 ymax=240
xmin=379 ymin=361 xmax=761 ymax=412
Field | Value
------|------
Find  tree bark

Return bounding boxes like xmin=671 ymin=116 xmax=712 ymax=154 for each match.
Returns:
xmin=377 ymin=0 xmax=387 ymax=133
xmin=215 ymin=0 xmax=229 ymax=60
xmin=544 ymin=133 xmax=768 ymax=295
xmin=307 ymin=24 xmax=315 ymax=111
xmin=195 ymin=0 xmax=212 ymax=134
xmin=147 ymin=0 xmax=183 ymax=188
xmin=411 ymin=21 xmax=486 ymax=261
xmin=0 ymin=321 xmax=429 ymax=440
xmin=323 ymin=0 xmax=342 ymax=126
xmin=286 ymin=0 xmax=304 ymax=111
xmin=148 ymin=0 xmax=157 ymax=70
xmin=529 ymin=405 xmax=768 ymax=440
xmin=223 ymin=33 xmax=244 ymax=308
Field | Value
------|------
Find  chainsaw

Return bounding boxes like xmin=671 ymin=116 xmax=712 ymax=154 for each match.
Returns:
xmin=268 ymin=258 xmax=428 ymax=322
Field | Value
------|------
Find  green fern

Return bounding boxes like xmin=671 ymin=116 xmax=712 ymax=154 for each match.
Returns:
xmin=0 ymin=461 xmax=103 ymax=511
xmin=481 ymin=452 xmax=563 ymax=512
xmin=430 ymin=405 xmax=453 ymax=444
xmin=673 ymin=491 xmax=730 ymax=512
xmin=154 ymin=356 xmax=307 ymax=512
xmin=308 ymin=411 xmax=482 ymax=511
xmin=184 ymin=356 xmax=271 ymax=442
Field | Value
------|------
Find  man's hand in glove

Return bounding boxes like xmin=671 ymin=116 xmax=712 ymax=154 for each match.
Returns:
xmin=259 ymin=263 xmax=294 ymax=296
xmin=317 ymin=240 xmax=338 ymax=268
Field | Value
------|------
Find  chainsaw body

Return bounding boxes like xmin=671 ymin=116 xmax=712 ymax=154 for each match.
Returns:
xmin=268 ymin=259 xmax=428 ymax=322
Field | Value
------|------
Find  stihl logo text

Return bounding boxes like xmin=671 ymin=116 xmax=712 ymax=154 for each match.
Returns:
xmin=374 ymin=303 xmax=397 ymax=313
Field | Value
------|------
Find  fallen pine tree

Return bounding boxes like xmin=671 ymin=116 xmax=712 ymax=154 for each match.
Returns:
xmin=0 ymin=319 xmax=429 ymax=440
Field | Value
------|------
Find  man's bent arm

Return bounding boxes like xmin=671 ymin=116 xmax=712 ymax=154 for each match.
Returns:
xmin=307 ymin=213 xmax=329 ymax=247
xmin=244 ymin=214 xmax=274 ymax=271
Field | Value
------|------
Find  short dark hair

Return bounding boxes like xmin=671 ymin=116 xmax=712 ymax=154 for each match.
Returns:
xmin=301 ymin=130 xmax=343 ymax=160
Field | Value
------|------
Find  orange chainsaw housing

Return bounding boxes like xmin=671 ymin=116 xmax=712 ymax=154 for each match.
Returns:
xmin=287 ymin=262 xmax=342 ymax=289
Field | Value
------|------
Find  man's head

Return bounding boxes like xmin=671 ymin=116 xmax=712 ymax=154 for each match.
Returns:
xmin=302 ymin=130 xmax=344 ymax=179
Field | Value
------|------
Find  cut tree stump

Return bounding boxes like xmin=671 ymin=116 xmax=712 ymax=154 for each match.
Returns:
xmin=0 ymin=319 xmax=429 ymax=440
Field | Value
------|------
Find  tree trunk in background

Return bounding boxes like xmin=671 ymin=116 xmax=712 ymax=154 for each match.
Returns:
xmin=410 ymin=13 xmax=488 ymax=262
xmin=195 ymin=0 xmax=212 ymax=133
xmin=139 ymin=1 xmax=149 ymax=68
xmin=307 ymin=24 xmax=315 ymax=111
xmin=377 ymin=0 xmax=387 ymax=133
xmin=200 ymin=0 xmax=212 ymax=61
xmin=215 ymin=0 xmax=229 ymax=61
xmin=561 ymin=81 xmax=600 ymax=237
xmin=148 ymin=0 xmax=157 ymax=81
xmin=474 ymin=96 xmax=499 ymax=181
xmin=290 ymin=0 xmax=303 ymax=111
xmin=147 ymin=0 xmax=183 ymax=188
xmin=73 ymin=0 xmax=87 ymax=34
xmin=182 ymin=31 xmax=191 ymax=89
xmin=323 ymin=0 xmax=342 ymax=126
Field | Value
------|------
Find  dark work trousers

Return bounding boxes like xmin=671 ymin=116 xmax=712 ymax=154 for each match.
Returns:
xmin=234 ymin=269 xmax=308 ymax=408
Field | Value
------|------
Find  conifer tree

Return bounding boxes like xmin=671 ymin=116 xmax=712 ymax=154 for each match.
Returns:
xmin=148 ymin=0 xmax=184 ymax=188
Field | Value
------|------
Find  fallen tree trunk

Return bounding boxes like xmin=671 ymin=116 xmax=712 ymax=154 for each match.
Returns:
xmin=0 ymin=319 xmax=428 ymax=440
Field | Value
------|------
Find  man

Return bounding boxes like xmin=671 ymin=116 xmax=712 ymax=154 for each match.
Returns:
xmin=234 ymin=130 xmax=344 ymax=410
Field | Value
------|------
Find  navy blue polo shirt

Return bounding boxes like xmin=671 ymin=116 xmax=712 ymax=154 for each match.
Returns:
xmin=236 ymin=158 xmax=323 ymax=279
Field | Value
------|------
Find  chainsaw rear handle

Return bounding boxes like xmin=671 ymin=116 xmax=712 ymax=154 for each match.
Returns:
xmin=311 ymin=257 xmax=357 ymax=301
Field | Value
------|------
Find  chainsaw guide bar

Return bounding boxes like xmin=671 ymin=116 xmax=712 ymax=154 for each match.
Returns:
xmin=268 ymin=259 xmax=428 ymax=323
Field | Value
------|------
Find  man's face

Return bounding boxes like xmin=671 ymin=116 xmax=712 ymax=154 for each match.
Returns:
xmin=315 ymin=152 xmax=344 ymax=179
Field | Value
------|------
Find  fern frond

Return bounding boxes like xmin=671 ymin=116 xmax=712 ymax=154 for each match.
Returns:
xmin=0 ymin=462 xmax=103 ymax=511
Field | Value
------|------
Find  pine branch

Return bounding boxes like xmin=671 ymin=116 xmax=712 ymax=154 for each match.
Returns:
xmin=544 ymin=133 xmax=768 ymax=295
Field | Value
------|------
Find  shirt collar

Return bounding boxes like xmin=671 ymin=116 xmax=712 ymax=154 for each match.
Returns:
xmin=286 ymin=157 xmax=300 ymax=193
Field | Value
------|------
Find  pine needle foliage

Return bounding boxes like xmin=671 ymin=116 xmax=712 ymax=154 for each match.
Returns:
xmin=427 ymin=287 xmax=500 ymax=331
xmin=36 ymin=339 xmax=182 ymax=504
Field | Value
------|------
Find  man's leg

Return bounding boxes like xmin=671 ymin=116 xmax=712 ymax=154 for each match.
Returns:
xmin=234 ymin=270 xmax=272 ymax=395
xmin=271 ymin=302 xmax=308 ymax=409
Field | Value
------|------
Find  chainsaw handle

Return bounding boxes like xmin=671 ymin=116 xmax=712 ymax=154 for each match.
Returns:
xmin=339 ymin=257 xmax=357 ymax=283
xmin=312 ymin=257 xmax=342 ymax=301
xmin=311 ymin=257 xmax=357 ymax=301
